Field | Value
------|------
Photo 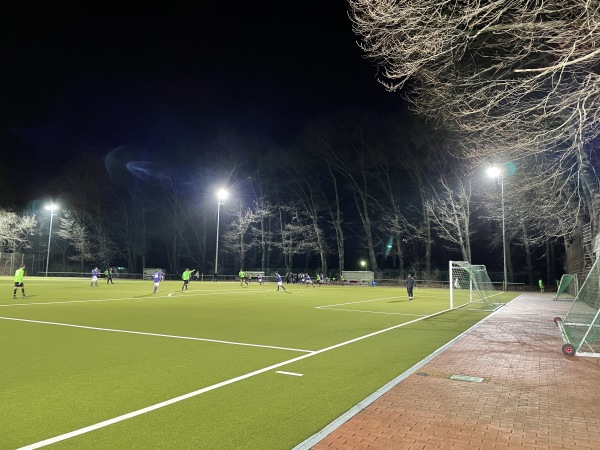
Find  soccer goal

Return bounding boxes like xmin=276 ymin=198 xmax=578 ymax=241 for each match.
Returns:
xmin=555 ymin=258 xmax=600 ymax=357
xmin=555 ymin=274 xmax=579 ymax=301
xmin=341 ymin=271 xmax=374 ymax=286
xmin=449 ymin=261 xmax=503 ymax=311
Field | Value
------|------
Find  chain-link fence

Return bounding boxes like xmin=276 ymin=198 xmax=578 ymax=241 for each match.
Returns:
xmin=0 ymin=253 xmax=39 ymax=277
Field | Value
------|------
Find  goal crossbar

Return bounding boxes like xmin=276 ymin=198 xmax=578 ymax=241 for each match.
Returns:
xmin=449 ymin=261 xmax=502 ymax=311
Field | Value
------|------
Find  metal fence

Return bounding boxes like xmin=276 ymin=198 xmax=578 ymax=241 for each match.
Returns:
xmin=0 ymin=253 xmax=38 ymax=277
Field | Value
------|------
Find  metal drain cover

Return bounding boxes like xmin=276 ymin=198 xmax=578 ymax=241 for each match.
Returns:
xmin=450 ymin=374 xmax=484 ymax=383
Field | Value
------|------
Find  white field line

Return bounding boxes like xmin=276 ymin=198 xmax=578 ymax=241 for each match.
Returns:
xmin=0 ymin=316 xmax=312 ymax=353
xmin=276 ymin=371 xmax=304 ymax=377
xmin=318 ymin=308 xmax=427 ymax=316
xmin=17 ymin=306 xmax=454 ymax=450
xmin=317 ymin=296 xmax=405 ymax=308
xmin=0 ymin=290 xmax=257 ymax=308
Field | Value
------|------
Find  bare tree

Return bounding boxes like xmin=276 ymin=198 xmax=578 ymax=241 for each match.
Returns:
xmin=57 ymin=210 xmax=93 ymax=271
xmin=0 ymin=209 xmax=37 ymax=253
xmin=424 ymin=178 xmax=472 ymax=261
xmin=274 ymin=203 xmax=320 ymax=272
xmin=320 ymin=113 xmax=383 ymax=275
xmin=349 ymin=0 xmax=600 ymax=244
xmin=299 ymin=120 xmax=348 ymax=276
xmin=376 ymin=158 xmax=419 ymax=277
xmin=221 ymin=200 xmax=259 ymax=270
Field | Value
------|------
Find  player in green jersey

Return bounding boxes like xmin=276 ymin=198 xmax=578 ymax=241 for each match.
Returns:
xmin=13 ymin=264 xmax=27 ymax=299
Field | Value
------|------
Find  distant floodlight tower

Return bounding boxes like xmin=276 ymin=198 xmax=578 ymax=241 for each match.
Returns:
xmin=215 ymin=189 xmax=228 ymax=276
xmin=45 ymin=204 xmax=58 ymax=277
xmin=360 ymin=260 xmax=367 ymax=270
xmin=486 ymin=166 xmax=507 ymax=292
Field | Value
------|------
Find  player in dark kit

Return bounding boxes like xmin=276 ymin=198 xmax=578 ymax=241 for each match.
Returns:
xmin=406 ymin=274 xmax=415 ymax=300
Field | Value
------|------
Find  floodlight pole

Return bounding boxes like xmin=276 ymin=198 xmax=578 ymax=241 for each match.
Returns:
xmin=499 ymin=173 xmax=508 ymax=292
xmin=215 ymin=190 xmax=227 ymax=276
xmin=45 ymin=205 xmax=57 ymax=277
xmin=487 ymin=167 xmax=508 ymax=292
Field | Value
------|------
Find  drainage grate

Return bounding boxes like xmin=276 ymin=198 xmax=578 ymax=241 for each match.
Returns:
xmin=450 ymin=374 xmax=484 ymax=383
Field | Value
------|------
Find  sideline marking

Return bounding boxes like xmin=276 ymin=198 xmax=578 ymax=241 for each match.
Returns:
xmin=276 ymin=371 xmax=304 ymax=377
xmin=0 ymin=289 xmax=257 ymax=308
xmin=17 ymin=307 xmax=453 ymax=449
xmin=0 ymin=316 xmax=312 ymax=353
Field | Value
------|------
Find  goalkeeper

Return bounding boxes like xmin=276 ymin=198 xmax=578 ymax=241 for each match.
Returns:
xmin=406 ymin=274 xmax=415 ymax=300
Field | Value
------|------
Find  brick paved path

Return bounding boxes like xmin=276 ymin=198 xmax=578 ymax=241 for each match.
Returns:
xmin=309 ymin=294 xmax=600 ymax=450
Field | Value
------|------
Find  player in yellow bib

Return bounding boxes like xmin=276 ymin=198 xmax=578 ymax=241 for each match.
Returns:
xmin=181 ymin=268 xmax=195 ymax=290
xmin=13 ymin=264 xmax=27 ymax=299
xmin=239 ymin=270 xmax=249 ymax=286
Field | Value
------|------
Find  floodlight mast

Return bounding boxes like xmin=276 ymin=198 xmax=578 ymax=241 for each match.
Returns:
xmin=214 ymin=189 xmax=228 ymax=277
xmin=487 ymin=166 xmax=507 ymax=292
xmin=45 ymin=204 xmax=58 ymax=277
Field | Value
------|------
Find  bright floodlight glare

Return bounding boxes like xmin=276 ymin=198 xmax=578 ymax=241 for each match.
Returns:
xmin=45 ymin=203 xmax=58 ymax=211
xmin=360 ymin=260 xmax=366 ymax=267
xmin=487 ymin=166 xmax=501 ymax=178
xmin=217 ymin=189 xmax=228 ymax=200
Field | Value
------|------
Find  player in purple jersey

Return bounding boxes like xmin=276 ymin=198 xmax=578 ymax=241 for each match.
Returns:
xmin=275 ymin=272 xmax=287 ymax=292
xmin=153 ymin=269 xmax=162 ymax=294
xmin=305 ymin=274 xmax=315 ymax=287
xmin=90 ymin=267 xmax=99 ymax=287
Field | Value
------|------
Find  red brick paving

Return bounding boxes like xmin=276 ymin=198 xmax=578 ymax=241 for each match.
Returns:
xmin=311 ymin=294 xmax=600 ymax=450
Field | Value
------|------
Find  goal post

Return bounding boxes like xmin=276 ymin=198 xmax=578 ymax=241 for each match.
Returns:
xmin=555 ymin=274 xmax=579 ymax=301
xmin=449 ymin=261 xmax=500 ymax=311
xmin=556 ymin=258 xmax=600 ymax=356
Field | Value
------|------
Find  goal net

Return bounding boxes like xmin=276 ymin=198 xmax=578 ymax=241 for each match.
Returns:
xmin=449 ymin=261 xmax=502 ymax=311
xmin=556 ymin=258 xmax=600 ymax=356
xmin=555 ymin=274 xmax=579 ymax=301
xmin=341 ymin=271 xmax=374 ymax=285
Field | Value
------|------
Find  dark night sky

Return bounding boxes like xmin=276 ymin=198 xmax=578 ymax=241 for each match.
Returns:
xmin=1 ymin=1 xmax=402 ymax=206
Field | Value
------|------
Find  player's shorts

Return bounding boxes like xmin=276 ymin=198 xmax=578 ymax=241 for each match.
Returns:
xmin=14 ymin=282 xmax=24 ymax=287
xmin=183 ymin=279 xmax=189 ymax=285
xmin=92 ymin=276 xmax=98 ymax=282
xmin=154 ymin=281 xmax=160 ymax=287
xmin=277 ymin=281 xmax=282 ymax=286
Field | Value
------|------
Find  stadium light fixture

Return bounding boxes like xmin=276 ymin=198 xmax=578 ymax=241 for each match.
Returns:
xmin=44 ymin=204 xmax=58 ymax=277
xmin=486 ymin=166 xmax=507 ymax=292
xmin=360 ymin=260 xmax=367 ymax=270
xmin=215 ymin=189 xmax=228 ymax=276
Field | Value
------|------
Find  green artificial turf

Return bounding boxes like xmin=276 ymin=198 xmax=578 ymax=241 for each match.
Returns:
xmin=0 ymin=277 xmax=518 ymax=449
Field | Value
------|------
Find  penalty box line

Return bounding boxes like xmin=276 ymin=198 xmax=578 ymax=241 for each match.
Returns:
xmin=317 ymin=296 xmax=405 ymax=309
xmin=17 ymin=306 xmax=453 ymax=450
xmin=0 ymin=316 xmax=312 ymax=354
xmin=319 ymin=308 xmax=427 ymax=317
